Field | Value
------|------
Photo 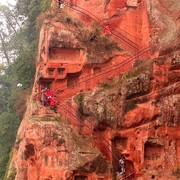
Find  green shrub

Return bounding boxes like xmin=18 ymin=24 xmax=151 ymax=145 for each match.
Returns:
xmin=0 ymin=113 xmax=19 ymax=179
xmin=14 ymin=44 xmax=36 ymax=89
xmin=3 ymin=149 xmax=16 ymax=180
xmin=100 ymin=82 xmax=111 ymax=88
xmin=46 ymin=9 xmax=121 ymax=63
xmin=75 ymin=93 xmax=84 ymax=115
xmin=40 ymin=0 xmax=52 ymax=12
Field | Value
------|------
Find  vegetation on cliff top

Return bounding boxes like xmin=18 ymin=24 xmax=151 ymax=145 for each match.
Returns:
xmin=43 ymin=8 xmax=122 ymax=63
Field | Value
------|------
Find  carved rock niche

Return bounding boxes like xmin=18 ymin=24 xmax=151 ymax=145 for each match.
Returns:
xmin=144 ymin=138 xmax=164 ymax=170
xmin=49 ymin=48 xmax=81 ymax=62
xmin=74 ymin=175 xmax=88 ymax=180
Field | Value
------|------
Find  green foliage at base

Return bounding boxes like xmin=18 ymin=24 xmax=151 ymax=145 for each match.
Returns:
xmin=0 ymin=113 xmax=19 ymax=180
xmin=0 ymin=0 xmax=52 ymax=179
xmin=3 ymin=149 xmax=15 ymax=180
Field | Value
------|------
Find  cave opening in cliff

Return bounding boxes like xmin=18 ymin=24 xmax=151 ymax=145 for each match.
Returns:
xmin=58 ymin=68 xmax=65 ymax=75
xmin=152 ymin=175 xmax=155 ymax=179
xmin=94 ymin=121 xmax=111 ymax=132
xmin=112 ymin=135 xmax=127 ymax=150
xmin=24 ymin=144 xmax=35 ymax=160
xmin=144 ymin=141 xmax=164 ymax=170
xmin=49 ymin=47 xmax=81 ymax=62
xmin=67 ymin=72 xmax=81 ymax=88
xmin=74 ymin=175 xmax=88 ymax=180
xmin=48 ymin=68 xmax=55 ymax=75
xmin=39 ymin=78 xmax=53 ymax=88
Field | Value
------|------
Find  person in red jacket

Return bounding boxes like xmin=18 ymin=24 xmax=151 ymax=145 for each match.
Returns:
xmin=45 ymin=88 xmax=57 ymax=112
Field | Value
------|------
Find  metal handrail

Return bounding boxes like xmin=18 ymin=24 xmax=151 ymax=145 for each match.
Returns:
xmin=123 ymin=171 xmax=136 ymax=180
xmin=61 ymin=101 xmax=119 ymax=161
xmin=69 ymin=4 xmax=139 ymax=50
xmin=57 ymin=100 xmax=121 ymax=172
xmin=55 ymin=46 xmax=150 ymax=93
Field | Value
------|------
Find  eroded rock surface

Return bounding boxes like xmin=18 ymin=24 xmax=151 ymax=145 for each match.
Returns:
xmin=75 ymin=49 xmax=180 ymax=179
xmin=7 ymin=0 xmax=180 ymax=179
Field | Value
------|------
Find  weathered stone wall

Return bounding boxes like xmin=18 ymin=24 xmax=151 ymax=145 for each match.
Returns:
xmin=7 ymin=0 xmax=180 ymax=179
xmin=146 ymin=0 xmax=180 ymax=52
xmin=76 ymin=49 xmax=180 ymax=179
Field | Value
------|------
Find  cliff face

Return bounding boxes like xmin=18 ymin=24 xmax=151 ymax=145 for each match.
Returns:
xmin=75 ymin=50 xmax=180 ymax=179
xmin=7 ymin=0 xmax=180 ymax=180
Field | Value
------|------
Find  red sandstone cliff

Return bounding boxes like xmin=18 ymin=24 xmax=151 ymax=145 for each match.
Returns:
xmin=7 ymin=0 xmax=180 ymax=179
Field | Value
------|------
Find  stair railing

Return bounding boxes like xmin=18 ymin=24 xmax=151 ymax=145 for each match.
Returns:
xmin=123 ymin=171 xmax=136 ymax=180
xmin=57 ymin=99 xmax=122 ymax=172
xmin=55 ymin=46 xmax=150 ymax=93
xmin=65 ymin=4 xmax=139 ymax=54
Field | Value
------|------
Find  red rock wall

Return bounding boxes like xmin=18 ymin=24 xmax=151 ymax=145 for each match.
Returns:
xmin=7 ymin=0 xmax=180 ymax=179
xmin=72 ymin=49 xmax=180 ymax=179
